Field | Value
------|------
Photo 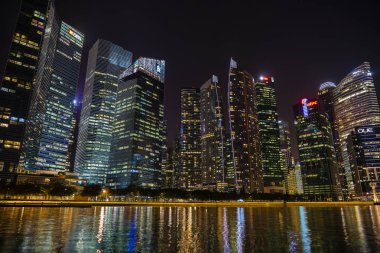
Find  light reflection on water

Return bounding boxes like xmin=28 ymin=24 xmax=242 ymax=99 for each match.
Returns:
xmin=0 ymin=206 xmax=379 ymax=252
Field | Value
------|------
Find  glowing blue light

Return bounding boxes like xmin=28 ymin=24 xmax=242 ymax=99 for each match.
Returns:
xmin=301 ymin=98 xmax=308 ymax=117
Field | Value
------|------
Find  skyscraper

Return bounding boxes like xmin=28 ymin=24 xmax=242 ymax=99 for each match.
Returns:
xmin=21 ymin=5 xmax=84 ymax=172
xmin=179 ymin=88 xmax=202 ymax=190
xmin=255 ymin=76 xmax=283 ymax=193
xmin=278 ymin=120 xmax=293 ymax=171
xmin=228 ymin=58 xmax=262 ymax=193
xmin=294 ymin=98 xmax=342 ymax=199
xmin=347 ymin=125 xmax=380 ymax=197
xmin=285 ymin=164 xmax=303 ymax=195
xmin=162 ymin=145 xmax=175 ymax=189
xmin=334 ymin=62 xmax=380 ymax=194
xmin=74 ymin=39 xmax=132 ymax=185
xmin=318 ymin=81 xmax=347 ymax=197
xmin=0 ymin=0 xmax=50 ymax=172
xmin=108 ymin=57 xmax=165 ymax=189
xmin=200 ymin=75 xmax=226 ymax=191
xmin=172 ymin=134 xmax=182 ymax=189
xmin=67 ymin=99 xmax=81 ymax=172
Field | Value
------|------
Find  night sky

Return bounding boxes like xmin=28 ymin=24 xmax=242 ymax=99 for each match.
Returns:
xmin=1 ymin=0 xmax=380 ymax=150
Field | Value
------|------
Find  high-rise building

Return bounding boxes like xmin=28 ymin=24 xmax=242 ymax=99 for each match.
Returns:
xmin=162 ymin=145 xmax=175 ymax=189
xmin=285 ymin=164 xmax=303 ymax=195
xmin=278 ymin=120 xmax=293 ymax=170
xmin=0 ymin=0 xmax=51 ymax=172
xmin=160 ymin=120 xmax=168 ymax=188
xmin=66 ymin=99 xmax=81 ymax=172
xmin=255 ymin=76 xmax=283 ymax=193
xmin=179 ymin=88 xmax=201 ymax=190
xmin=227 ymin=58 xmax=262 ymax=193
xmin=347 ymin=125 xmax=380 ymax=197
xmin=294 ymin=98 xmax=342 ymax=199
xmin=334 ymin=62 xmax=380 ymax=194
xmin=108 ymin=57 xmax=165 ymax=189
xmin=21 ymin=5 xmax=84 ymax=172
xmin=172 ymin=134 xmax=182 ymax=189
xmin=318 ymin=81 xmax=348 ymax=197
xmin=74 ymin=39 xmax=132 ymax=185
xmin=200 ymin=75 xmax=226 ymax=191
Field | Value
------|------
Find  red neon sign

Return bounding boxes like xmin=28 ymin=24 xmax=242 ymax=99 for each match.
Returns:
xmin=307 ymin=101 xmax=318 ymax=107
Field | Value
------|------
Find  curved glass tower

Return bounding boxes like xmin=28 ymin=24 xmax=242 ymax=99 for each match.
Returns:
xmin=333 ymin=62 xmax=380 ymax=194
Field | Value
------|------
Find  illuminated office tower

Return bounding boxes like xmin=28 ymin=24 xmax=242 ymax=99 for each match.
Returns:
xmin=200 ymin=76 xmax=226 ymax=191
xmin=347 ymin=125 xmax=380 ymax=197
xmin=162 ymin=145 xmax=175 ymax=189
xmin=294 ymin=98 xmax=342 ymax=199
xmin=334 ymin=62 xmax=380 ymax=194
xmin=66 ymin=99 xmax=81 ymax=172
xmin=160 ymin=120 xmax=168 ymax=187
xmin=255 ymin=76 xmax=283 ymax=193
xmin=172 ymin=135 xmax=182 ymax=188
xmin=278 ymin=120 xmax=293 ymax=170
xmin=21 ymin=5 xmax=84 ymax=171
xmin=179 ymin=88 xmax=202 ymax=190
xmin=0 ymin=0 xmax=50 ymax=172
xmin=74 ymin=39 xmax=132 ymax=185
xmin=108 ymin=57 xmax=165 ymax=188
xmin=285 ymin=164 xmax=303 ymax=195
xmin=228 ymin=58 xmax=262 ymax=193
xmin=318 ymin=82 xmax=347 ymax=196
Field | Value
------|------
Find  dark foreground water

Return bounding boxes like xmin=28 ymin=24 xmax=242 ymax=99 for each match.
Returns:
xmin=0 ymin=206 xmax=379 ymax=252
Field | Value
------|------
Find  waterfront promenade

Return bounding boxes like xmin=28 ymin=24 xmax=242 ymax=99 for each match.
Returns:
xmin=0 ymin=200 xmax=374 ymax=207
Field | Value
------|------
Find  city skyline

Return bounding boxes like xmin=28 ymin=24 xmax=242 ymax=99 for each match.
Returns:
xmin=1 ymin=1 xmax=380 ymax=252
xmin=0 ymin=0 xmax=379 ymax=198
xmin=2 ymin=0 xmax=380 ymax=146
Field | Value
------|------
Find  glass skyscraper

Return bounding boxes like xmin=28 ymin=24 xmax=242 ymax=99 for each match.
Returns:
xmin=333 ymin=62 xmax=380 ymax=194
xmin=0 ymin=0 xmax=50 ymax=172
xmin=108 ymin=57 xmax=165 ymax=189
xmin=200 ymin=75 xmax=226 ymax=191
xmin=318 ymin=81 xmax=347 ymax=197
xmin=21 ymin=4 xmax=84 ymax=172
xmin=74 ymin=39 xmax=132 ymax=185
xmin=255 ymin=76 xmax=283 ymax=193
xmin=179 ymin=88 xmax=202 ymax=190
xmin=294 ymin=98 xmax=342 ymax=199
xmin=227 ymin=58 xmax=262 ymax=193
xmin=347 ymin=125 xmax=380 ymax=197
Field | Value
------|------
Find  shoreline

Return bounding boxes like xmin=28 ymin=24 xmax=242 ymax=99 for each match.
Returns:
xmin=0 ymin=200 xmax=375 ymax=208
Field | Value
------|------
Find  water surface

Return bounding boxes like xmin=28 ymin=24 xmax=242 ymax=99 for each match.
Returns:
xmin=0 ymin=206 xmax=379 ymax=252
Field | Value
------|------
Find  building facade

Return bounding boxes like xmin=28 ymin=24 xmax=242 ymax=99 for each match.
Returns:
xmin=227 ymin=58 xmax=262 ymax=193
xmin=74 ymin=39 xmax=132 ymax=185
xmin=347 ymin=125 xmax=380 ymax=197
xmin=278 ymin=120 xmax=293 ymax=170
xmin=21 ymin=5 xmax=84 ymax=172
xmin=0 ymin=0 xmax=51 ymax=172
xmin=107 ymin=57 xmax=165 ymax=189
xmin=294 ymin=98 xmax=342 ymax=199
xmin=318 ymin=81 xmax=348 ymax=197
xmin=179 ymin=88 xmax=202 ymax=190
xmin=255 ymin=76 xmax=283 ymax=193
xmin=285 ymin=164 xmax=303 ymax=195
xmin=334 ymin=62 xmax=380 ymax=194
xmin=66 ymin=99 xmax=81 ymax=172
xmin=200 ymin=75 xmax=226 ymax=191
